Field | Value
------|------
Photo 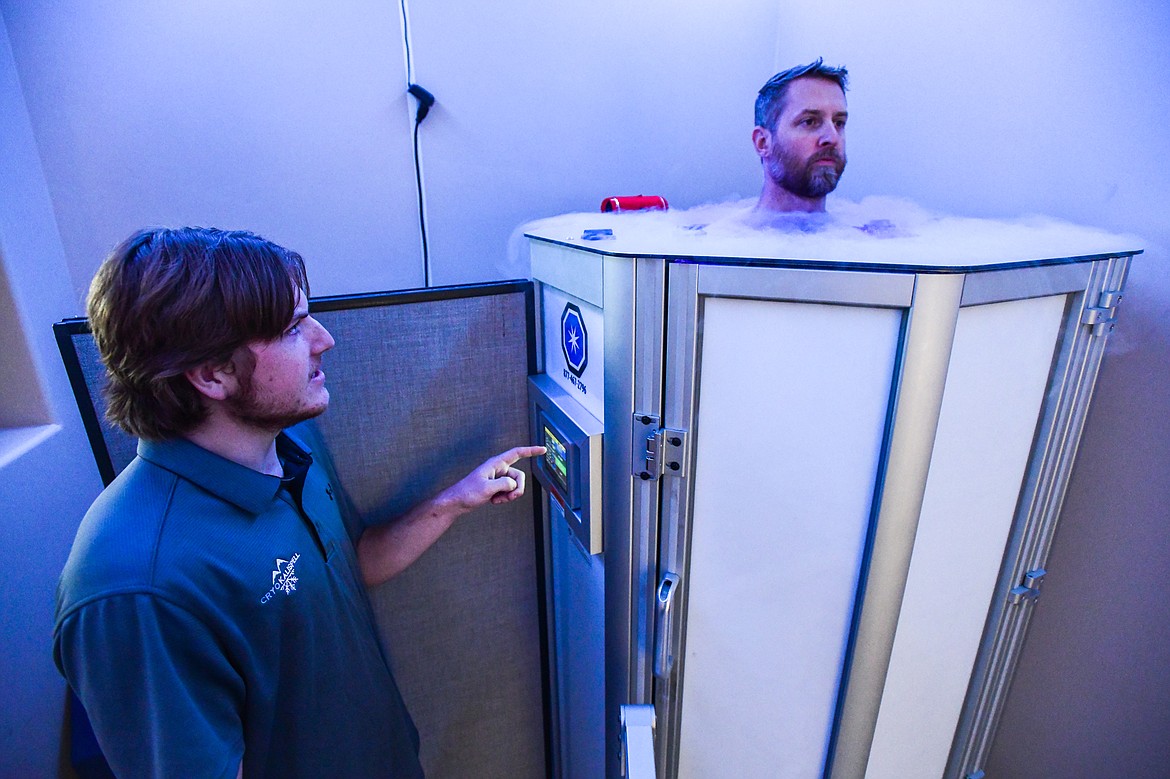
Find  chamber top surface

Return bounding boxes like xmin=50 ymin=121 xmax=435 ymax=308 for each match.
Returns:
xmin=522 ymin=198 xmax=1142 ymax=273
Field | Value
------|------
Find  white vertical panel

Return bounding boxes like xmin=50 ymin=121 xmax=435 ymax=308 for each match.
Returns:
xmin=866 ymin=294 xmax=1067 ymax=778
xmin=541 ymin=285 xmax=605 ymax=421
xmin=678 ymin=297 xmax=902 ymax=778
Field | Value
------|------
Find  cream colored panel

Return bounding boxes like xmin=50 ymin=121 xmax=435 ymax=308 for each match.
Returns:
xmin=866 ymin=294 xmax=1067 ymax=778
xmin=678 ymin=297 xmax=903 ymax=779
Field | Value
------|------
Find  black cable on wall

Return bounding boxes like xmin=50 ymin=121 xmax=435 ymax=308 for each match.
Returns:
xmin=399 ymin=0 xmax=434 ymax=287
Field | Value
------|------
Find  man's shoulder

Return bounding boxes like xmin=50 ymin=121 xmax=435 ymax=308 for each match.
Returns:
xmin=56 ymin=456 xmax=188 ymax=617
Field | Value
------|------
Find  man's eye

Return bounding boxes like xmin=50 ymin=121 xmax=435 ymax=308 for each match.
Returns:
xmin=286 ymin=324 xmax=301 ymax=337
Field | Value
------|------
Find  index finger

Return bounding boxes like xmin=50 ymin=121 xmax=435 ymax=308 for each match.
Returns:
xmin=496 ymin=445 xmax=547 ymax=465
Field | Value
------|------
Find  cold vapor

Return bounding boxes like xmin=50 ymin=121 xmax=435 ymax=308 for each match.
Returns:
xmin=509 ymin=197 xmax=1142 ymax=272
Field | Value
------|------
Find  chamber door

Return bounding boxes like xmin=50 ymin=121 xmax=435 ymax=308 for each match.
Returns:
xmin=652 ymin=262 xmax=912 ymax=779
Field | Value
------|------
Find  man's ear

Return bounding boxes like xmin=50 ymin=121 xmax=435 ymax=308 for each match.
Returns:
xmin=752 ymin=126 xmax=771 ymax=159
xmin=184 ymin=359 xmax=237 ymax=402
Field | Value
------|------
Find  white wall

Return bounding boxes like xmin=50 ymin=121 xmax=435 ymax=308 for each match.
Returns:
xmin=1 ymin=0 xmax=424 ymax=299
xmin=0 ymin=14 xmax=104 ymax=776
xmin=407 ymin=0 xmax=778 ymax=284
xmin=772 ymin=1 xmax=1170 ymax=774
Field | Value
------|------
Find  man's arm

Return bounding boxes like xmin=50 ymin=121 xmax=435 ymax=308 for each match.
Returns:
xmin=357 ymin=446 xmax=544 ymax=586
xmin=55 ymin=594 xmax=246 ymax=779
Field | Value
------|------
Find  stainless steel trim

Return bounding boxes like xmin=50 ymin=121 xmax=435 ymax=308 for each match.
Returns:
xmin=697 ymin=264 xmax=914 ymax=307
xmin=654 ymin=573 xmax=681 ymax=679
xmin=946 ymin=253 xmax=1135 ymax=777
xmin=655 ymin=261 xmax=701 ymax=779
xmin=629 ymin=258 xmax=667 ymax=710
xmin=960 ymin=263 xmax=1091 ymax=306
xmin=602 ymin=255 xmax=668 ymax=777
xmin=830 ymin=272 xmax=966 ymax=778
xmin=601 ymin=253 xmax=637 ymax=779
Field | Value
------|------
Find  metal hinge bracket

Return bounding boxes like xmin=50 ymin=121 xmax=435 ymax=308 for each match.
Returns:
xmin=1081 ymin=289 xmax=1123 ymax=336
xmin=1008 ymin=568 xmax=1047 ymax=606
xmin=632 ymin=414 xmax=687 ymax=481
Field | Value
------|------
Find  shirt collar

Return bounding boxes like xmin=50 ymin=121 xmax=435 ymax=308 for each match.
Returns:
xmin=136 ymin=432 xmax=315 ymax=515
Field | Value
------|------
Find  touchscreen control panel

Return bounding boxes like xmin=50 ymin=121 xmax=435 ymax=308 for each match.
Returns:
xmin=529 ymin=374 xmax=603 ymax=554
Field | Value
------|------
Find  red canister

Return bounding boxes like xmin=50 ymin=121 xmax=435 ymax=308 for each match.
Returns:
xmin=600 ymin=195 xmax=669 ymax=213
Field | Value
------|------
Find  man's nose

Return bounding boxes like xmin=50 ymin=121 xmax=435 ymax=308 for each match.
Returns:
xmin=309 ymin=317 xmax=335 ymax=353
xmin=819 ymin=125 xmax=842 ymax=146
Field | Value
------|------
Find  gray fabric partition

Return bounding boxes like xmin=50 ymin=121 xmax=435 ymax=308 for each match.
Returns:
xmin=55 ymin=283 xmax=547 ymax=779
xmin=68 ymin=331 xmax=138 ymax=475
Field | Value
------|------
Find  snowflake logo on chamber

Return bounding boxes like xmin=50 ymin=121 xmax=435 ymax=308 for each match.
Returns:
xmin=560 ymin=303 xmax=588 ymax=377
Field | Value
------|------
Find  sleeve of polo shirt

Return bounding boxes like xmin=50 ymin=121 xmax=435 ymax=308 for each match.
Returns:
xmin=55 ymin=593 xmax=245 ymax=779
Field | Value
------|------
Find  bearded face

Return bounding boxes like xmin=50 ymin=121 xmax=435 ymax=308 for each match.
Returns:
xmin=755 ymin=76 xmax=849 ymax=206
xmin=223 ymin=288 xmax=334 ymax=433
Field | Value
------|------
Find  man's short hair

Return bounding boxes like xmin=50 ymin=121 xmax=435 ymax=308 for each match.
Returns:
xmin=88 ymin=227 xmax=309 ymax=440
xmin=755 ymin=58 xmax=849 ymax=130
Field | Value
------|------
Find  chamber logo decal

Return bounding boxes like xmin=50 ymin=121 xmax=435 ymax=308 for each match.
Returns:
xmin=561 ymin=303 xmax=588 ymax=378
xmin=260 ymin=553 xmax=301 ymax=604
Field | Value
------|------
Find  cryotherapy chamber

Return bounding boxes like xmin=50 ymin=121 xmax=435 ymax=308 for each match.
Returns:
xmin=523 ymin=212 xmax=1140 ymax=779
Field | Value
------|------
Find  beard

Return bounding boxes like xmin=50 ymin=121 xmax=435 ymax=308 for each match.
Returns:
xmin=767 ymin=147 xmax=847 ymax=199
xmin=226 ymin=359 xmax=328 ymax=433
xmin=227 ymin=392 xmax=327 ymax=432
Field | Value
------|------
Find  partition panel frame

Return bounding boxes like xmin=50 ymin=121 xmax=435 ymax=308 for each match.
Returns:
xmin=54 ymin=280 xmax=550 ymax=779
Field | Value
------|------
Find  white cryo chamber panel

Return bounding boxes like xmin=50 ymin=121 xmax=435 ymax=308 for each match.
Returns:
xmin=677 ymin=297 xmax=903 ymax=778
xmin=541 ymin=284 xmax=605 ymax=422
xmin=866 ymin=294 xmax=1068 ymax=777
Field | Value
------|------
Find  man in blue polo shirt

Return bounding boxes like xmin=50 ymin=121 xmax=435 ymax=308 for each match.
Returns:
xmin=53 ymin=227 xmax=543 ymax=778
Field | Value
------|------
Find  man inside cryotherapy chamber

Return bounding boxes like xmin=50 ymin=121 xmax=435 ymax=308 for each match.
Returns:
xmin=749 ymin=58 xmax=850 ymax=226
xmin=53 ymin=227 xmax=544 ymax=778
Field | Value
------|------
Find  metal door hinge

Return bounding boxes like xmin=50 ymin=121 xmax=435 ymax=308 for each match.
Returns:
xmin=1008 ymin=568 xmax=1047 ymax=605
xmin=632 ymin=414 xmax=688 ymax=480
xmin=1081 ymin=289 xmax=1123 ymax=336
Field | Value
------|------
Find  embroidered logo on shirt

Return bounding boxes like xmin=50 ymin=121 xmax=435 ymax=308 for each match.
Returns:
xmin=260 ymin=553 xmax=301 ymax=604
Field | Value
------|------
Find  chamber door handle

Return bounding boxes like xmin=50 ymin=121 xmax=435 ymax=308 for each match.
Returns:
xmin=654 ymin=572 xmax=681 ymax=679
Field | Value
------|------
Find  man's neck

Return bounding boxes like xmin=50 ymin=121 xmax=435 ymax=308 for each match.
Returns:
xmin=756 ymin=183 xmax=827 ymax=214
xmin=184 ymin=411 xmax=283 ymax=476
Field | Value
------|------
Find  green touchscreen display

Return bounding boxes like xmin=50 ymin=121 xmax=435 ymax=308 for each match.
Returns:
xmin=543 ymin=423 xmax=569 ymax=493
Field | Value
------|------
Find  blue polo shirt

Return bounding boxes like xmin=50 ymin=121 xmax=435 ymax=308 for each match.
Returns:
xmin=54 ymin=431 xmax=423 ymax=778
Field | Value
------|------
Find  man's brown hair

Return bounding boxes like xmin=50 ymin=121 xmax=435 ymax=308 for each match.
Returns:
xmin=88 ymin=227 xmax=309 ymax=440
xmin=755 ymin=58 xmax=849 ymax=131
